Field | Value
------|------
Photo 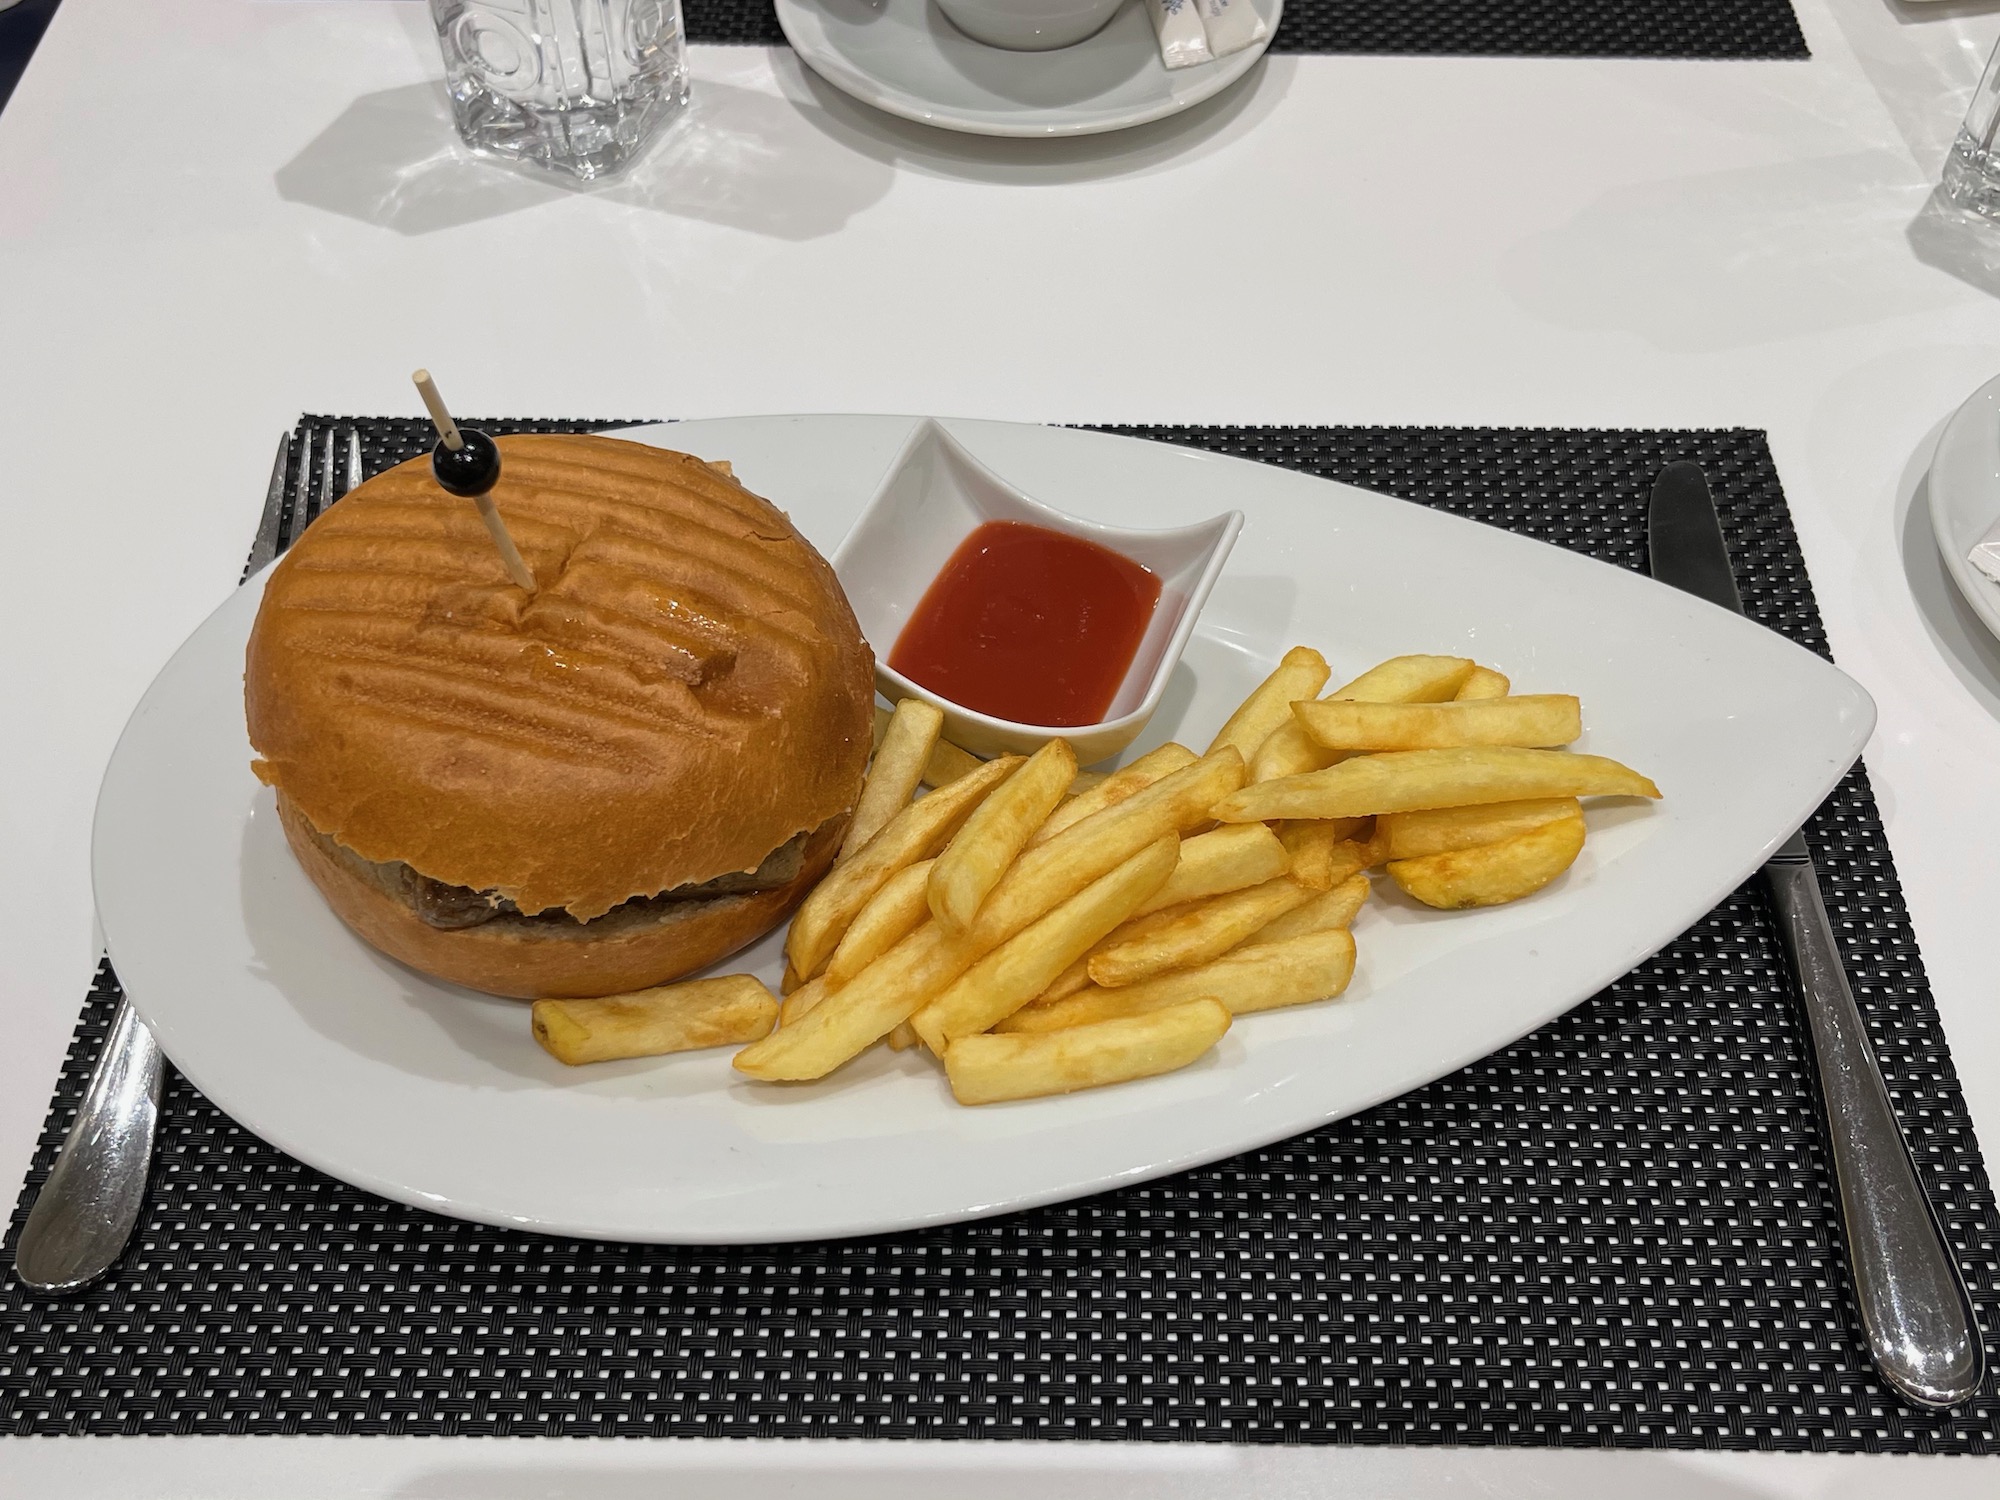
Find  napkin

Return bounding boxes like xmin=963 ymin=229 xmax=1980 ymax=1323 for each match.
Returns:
xmin=1970 ymin=516 xmax=2000 ymax=586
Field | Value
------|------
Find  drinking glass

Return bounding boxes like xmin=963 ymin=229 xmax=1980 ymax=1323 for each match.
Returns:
xmin=430 ymin=0 xmax=690 ymax=181
xmin=1944 ymin=35 xmax=2000 ymax=219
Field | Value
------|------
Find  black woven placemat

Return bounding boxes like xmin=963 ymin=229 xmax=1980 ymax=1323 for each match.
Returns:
xmin=685 ymin=0 xmax=1809 ymax=59
xmin=5 ymin=419 xmax=1994 ymax=1449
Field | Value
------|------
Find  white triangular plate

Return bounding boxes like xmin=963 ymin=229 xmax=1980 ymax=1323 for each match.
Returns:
xmin=94 ymin=416 xmax=1873 ymax=1242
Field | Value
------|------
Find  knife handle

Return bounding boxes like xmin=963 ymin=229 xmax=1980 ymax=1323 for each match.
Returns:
xmin=1763 ymin=856 xmax=1985 ymax=1407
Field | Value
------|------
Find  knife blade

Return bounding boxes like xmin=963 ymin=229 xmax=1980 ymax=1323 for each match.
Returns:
xmin=1647 ymin=459 xmax=1984 ymax=1408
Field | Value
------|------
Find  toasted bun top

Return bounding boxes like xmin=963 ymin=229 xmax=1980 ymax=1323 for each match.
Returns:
xmin=245 ymin=433 xmax=874 ymax=920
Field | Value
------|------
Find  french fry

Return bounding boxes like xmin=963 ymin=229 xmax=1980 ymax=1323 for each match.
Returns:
xmin=1029 ymin=742 xmax=1197 ymax=846
xmin=1246 ymin=720 xmax=1339 ymax=784
xmin=824 ymin=859 xmax=936 ymax=989
xmin=979 ymin=748 xmax=1246 ymax=941
xmin=1206 ymin=646 xmax=1331 ymax=763
xmin=1329 ymin=654 xmax=1478 ymax=704
xmin=1002 ymin=927 xmax=1357 ymax=1033
xmin=912 ymin=835 xmax=1179 ymax=1051
xmin=740 ymin=923 xmax=971 ymax=1080
xmin=1294 ymin=695 xmax=1581 ymax=752
xmin=780 ymin=962 xmax=805 ymax=997
xmin=1276 ymin=821 xmax=1368 ymax=892
xmin=1247 ymin=654 xmax=1476 ymax=782
xmin=1388 ymin=809 xmax=1586 ymax=908
xmin=1068 ymin=769 xmax=1107 ymax=797
xmin=1039 ymin=953 xmax=1094 ymax=1004
xmin=737 ymin=751 xmax=1246 ymax=1081
xmin=888 ymin=1021 xmax=918 ymax=1051
xmin=1087 ymin=876 xmax=1310 ymax=989
xmin=844 ymin=699 xmax=944 ymax=861
xmin=871 ymin=704 xmax=984 ymax=788
xmin=1381 ymin=797 xmax=1581 ymax=860
xmin=945 ymin=999 xmax=1231 ymax=1105
xmin=1132 ymin=822 xmax=1291 ymax=918
xmin=1025 ymin=820 xmax=1293 ymax=1004
xmin=786 ymin=754 xmax=1022 ymax=980
xmin=1215 ymin=747 xmax=1659 ymax=823
xmin=1244 ymin=873 xmax=1370 ymax=946
xmin=1456 ymin=665 xmax=1510 ymax=700
xmin=780 ymin=974 xmax=831 ymax=1026
xmin=929 ymin=739 xmax=1078 ymax=934
xmin=923 ymin=737 xmax=985 ymax=787
xmin=532 ymin=976 xmax=777 ymax=1065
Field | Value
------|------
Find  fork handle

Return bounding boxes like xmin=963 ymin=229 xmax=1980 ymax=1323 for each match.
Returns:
xmin=1764 ymin=856 xmax=1984 ymax=1407
xmin=13 ymin=996 xmax=163 ymax=1292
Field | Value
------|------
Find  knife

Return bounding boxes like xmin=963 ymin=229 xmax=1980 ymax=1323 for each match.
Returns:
xmin=1648 ymin=459 xmax=1985 ymax=1409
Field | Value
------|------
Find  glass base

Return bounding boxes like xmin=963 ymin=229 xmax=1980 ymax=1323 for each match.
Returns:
xmin=1942 ymin=129 xmax=2000 ymax=222
xmin=447 ymin=71 xmax=690 ymax=182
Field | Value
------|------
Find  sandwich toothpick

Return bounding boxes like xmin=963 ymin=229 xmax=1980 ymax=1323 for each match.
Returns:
xmin=411 ymin=368 xmax=537 ymax=594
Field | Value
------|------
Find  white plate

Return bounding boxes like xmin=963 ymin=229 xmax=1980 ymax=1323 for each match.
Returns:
xmin=774 ymin=0 xmax=1281 ymax=138
xmin=1929 ymin=370 xmax=2000 ymax=642
xmin=94 ymin=415 xmax=1874 ymax=1244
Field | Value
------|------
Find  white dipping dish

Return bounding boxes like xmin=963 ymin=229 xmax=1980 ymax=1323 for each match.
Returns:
xmin=92 ymin=415 xmax=1874 ymax=1245
xmin=834 ymin=418 xmax=1240 ymax=763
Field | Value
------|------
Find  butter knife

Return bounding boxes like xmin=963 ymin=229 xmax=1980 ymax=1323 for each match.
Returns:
xmin=1648 ymin=459 xmax=1984 ymax=1408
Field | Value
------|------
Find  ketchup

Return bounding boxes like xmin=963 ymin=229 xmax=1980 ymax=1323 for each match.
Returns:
xmin=888 ymin=520 xmax=1163 ymax=727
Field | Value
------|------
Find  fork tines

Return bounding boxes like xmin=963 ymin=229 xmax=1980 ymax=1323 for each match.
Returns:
xmin=246 ymin=423 xmax=366 ymax=579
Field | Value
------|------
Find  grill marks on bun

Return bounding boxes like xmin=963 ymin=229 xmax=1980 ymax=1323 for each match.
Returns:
xmin=247 ymin=435 xmax=875 ymax=926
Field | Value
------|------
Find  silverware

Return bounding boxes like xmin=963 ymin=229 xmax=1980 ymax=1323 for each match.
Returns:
xmin=243 ymin=424 xmax=361 ymax=577
xmin=1648 ymin=458 xmax=1985 ymax=1409
xmin=15 ymin=422 xmax=364 ymax=1294
xmin=13 ymin=997 xmax=163 ymax=1292
xmin=243 ymin=431 xmax=292 ymax=577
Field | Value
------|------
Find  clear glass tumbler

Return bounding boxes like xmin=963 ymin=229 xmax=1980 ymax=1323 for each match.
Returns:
xmin=430 ymin=0 xmax=690 ymax=181
xmin=1944 ymin=36 xmax=2000 ymax=219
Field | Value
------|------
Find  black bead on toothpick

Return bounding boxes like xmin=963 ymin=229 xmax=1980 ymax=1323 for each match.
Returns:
xmin=411 ymin=369 xmax=537 ymax=593
xmin=431 ymin=428 xmax=502 ymax=498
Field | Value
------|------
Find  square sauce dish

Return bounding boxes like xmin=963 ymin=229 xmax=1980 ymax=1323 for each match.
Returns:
xmin=832 ymin=419 xmax=1242 ymax=765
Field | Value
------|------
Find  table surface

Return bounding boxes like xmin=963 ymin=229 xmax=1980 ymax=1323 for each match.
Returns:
xmin=8 ymin=0 xmax=2000 ymax=1491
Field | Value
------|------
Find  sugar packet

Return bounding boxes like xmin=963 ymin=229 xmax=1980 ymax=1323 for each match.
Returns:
xmin=1142 ymin=0 xmax=1213 ymax=69
xmin=1969 ymin=516 xmax=2000 ymax=587
xmin=1195 ymin=0 xmax=1268 ymax=58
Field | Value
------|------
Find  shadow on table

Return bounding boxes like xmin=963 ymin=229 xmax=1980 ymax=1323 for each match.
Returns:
xmin=381 ymin=1446 xmax=1846 ymax=1500
xmin=1897 ymin=416 xmax=2000 ymax=722
xmin=1907 ymin=184 xmax=2000 ymax=302
xmin=273 ymin=78 xmax=896 ymax=240
xmin=272 ymin=50 xmax=1279 ymax=239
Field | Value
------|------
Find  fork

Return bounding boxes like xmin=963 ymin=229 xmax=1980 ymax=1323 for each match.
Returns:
xmin=14 ymin=423 xmax=363 ymax=1293
xmin=247 ymin=423 xmax=363 ymax=575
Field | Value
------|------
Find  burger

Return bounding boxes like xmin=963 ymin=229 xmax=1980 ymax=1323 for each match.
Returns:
xmin=244 ymin=433 xmax=875 ymax=999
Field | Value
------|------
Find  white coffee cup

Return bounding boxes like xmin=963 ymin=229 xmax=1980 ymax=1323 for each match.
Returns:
xmin=933 ymin=0 xmax=1128 ymax=51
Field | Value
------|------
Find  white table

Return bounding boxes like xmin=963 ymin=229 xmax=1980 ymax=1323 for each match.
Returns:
xmin=5 ymin=0 xmax=2000 ymax=1491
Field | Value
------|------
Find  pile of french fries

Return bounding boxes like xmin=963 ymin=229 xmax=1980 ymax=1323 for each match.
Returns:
xmin=531 ymin=649 xmax=1660 ymax=1104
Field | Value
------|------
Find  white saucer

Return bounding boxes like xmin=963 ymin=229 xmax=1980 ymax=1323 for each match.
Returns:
xmin=1929 ymin=370 xmax=2000 ymax=643
xmin=774 ymin=0 xmax=1282 ymax=138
